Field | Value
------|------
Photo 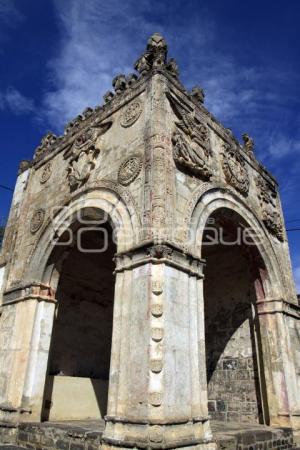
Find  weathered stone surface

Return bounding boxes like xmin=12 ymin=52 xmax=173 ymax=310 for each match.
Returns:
xmin=0 ymin=32 xmax=299 ymax=450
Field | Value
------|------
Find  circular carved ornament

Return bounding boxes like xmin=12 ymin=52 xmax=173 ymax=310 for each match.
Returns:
xmin=149 ymin=392 xmax=162 ymax=407
xmin=151 ymin=327 xmax=164 ymax=342
xmin=151 ymin=303 xmax=163 ymax=317
xmin=150 ymin=359 xmax=163 ymax=373
xmin=118 ymin=155 xmax=142 ymax=186
xmin=149 ymin=425 xmax=164 ymax=443
xmin=30 ymin=209 xmax=45 ymax=234
xmin=120 ymin=101 xmax=142 ymax=127
xmin=40 ymin=161 xmax=52 ymax=184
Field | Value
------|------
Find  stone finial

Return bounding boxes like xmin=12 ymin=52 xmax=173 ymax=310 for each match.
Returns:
xmin=135 ymin=33 xmax=169 ymax=75
xmin=112 ymin=74 xmax=127 ymax=94
xmin=242 ymin=133 xmax=254 ymax=156
xmin=18 ymin=160 xmax=31 ymax=175
xmin=103 ymin=91 xmax=114 ymax=103
xmin=191 ymin=87 xmax=205 ymax=104
xmin=166 ymin=58 xmax=179 ymax=77
xmin=35 ymin=132 xmax=58 ymax=157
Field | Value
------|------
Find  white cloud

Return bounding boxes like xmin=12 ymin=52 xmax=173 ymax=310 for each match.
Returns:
xmin=0 ymin=87 xmax=35 ymax=114
xmin=42 ymin=0 xmax=215 ymax=131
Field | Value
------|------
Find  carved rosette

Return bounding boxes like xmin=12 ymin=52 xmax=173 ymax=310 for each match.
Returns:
xmin=222 ymin=144 xmax=250 ymax=195
xmin=120 ymin=101 xmax=142 ymax=127
xmin=30 ymin=209 xmax=45 ymax=234
xmin=118 ymin=155 xmax=142 ymax=186
xmin=256 ymin=177 xmax=284 ymax=241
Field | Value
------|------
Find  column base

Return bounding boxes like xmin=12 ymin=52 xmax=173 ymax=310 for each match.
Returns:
xmin=102 ymin=419 xmax=216 ymax=450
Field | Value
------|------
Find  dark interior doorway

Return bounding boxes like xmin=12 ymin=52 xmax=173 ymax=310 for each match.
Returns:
xmin=202 ymin=208 xmax=267 ymax=424
xmin=43 ymin=216 xmax=116 ymax=421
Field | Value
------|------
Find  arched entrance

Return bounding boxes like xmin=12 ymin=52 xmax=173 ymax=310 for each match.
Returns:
xmin=42 ymin=209 xmax=117 ymax=421
xmin=202 ymin=207 xmax=268 ymax=425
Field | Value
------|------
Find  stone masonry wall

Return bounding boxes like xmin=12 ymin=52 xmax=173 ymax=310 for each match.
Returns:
xmin=203 ymin=244 xmax=262 ymax=423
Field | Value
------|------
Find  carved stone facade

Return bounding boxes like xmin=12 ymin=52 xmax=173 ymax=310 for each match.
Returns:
xmin=0 ymin=34 xmax=299 ymax=450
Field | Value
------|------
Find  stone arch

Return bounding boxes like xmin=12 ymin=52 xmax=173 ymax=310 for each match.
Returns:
xmin=26 ymin=185 xmax=140 ymax=289
xmin=187 ymin=186 xmax=285 ymax=300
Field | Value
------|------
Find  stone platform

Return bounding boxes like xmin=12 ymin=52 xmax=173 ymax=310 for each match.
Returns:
xmin=0 ymin=420 xmax=296 ymax=450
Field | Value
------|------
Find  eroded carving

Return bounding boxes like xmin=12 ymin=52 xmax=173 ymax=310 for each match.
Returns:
xmin=120 ymin=101 xmax=142 ymax=127
xmin=118 ymin=155 xmax=142 ymax=186
xmin=30 ymin=209 xmax=45 ymax=234
xmin=256 ymin=177 xmax=284 ymax=241
xmin=150 ymin=359 xmax=163 ymax=373
xmin=40 ymin=161 xmax=52 ymax=184
xmin=168 ymin=93 xmax=212 ymax=179
xmin=242 ymin=133 xmax=255 ymax=158
xmin=222 ymin=144 xmax=249 ymax=195
xmin=151 ymin=303 xmax=163 ymax=317
xmin=35 ymin=132 xmax=59 ymax=158
xmin=151 ymin=328 xmax=164 ymax=342
xmin=149 ymin=392 xmax=162 ymax=407
xmin=149 ymin=425 xmax=164 ymax=443
xmin=135 ymin=33 xmax=179 ymax=78
xmin=64 ymin=121 xmax=112 ymax=190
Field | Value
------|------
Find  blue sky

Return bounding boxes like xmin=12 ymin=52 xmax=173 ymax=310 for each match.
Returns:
xmin=0 ymin=0 xmax=300 ymax=291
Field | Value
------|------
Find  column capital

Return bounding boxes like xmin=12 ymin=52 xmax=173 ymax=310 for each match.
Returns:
xmin=2 ymin=282 xmax=56 ymax=306
xmin=114 ymin=241 xmax=205 ymax=279
xmin=256 ymin=297 xmax=300 ymax=319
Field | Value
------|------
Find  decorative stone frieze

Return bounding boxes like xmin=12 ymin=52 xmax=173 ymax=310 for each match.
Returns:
xmin=256 ymin=176 xmax=284 ymax=241
xmin=30 ymin=209 xmax=45 ymax=234
xmin=222 ymin=144 xmax=250 ymax=195
xmin=114 ymin=242 xmax=205 ymax=279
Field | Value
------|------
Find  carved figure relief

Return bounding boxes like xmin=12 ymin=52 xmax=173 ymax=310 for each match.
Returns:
xmin=222 ymin=144 xmax=250 ymax=195
xmin=256 ymin=177 xmax=284 ymax=241
xmin=167 ymin=93 xmax=212 ymax=180
xmin=149 ymin=392 xmax=162 ymax=407
xmin=64 ymin=121 xmax=112 ymax=190
xmin=40 ymin=161 xmax=52 ymax=184
xmin=120 ymin=101 xmax=142 ymax=127
xmin=30 ymin=209 xmax=45 ymax=234
xmin=118 ymin=155 xmax=142 ymax=186
xmin=242 ymin=133 xmax=255 ymax=157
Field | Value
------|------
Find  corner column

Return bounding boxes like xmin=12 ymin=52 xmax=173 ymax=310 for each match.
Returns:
xmin=103 ymin=243 xmax=215 ymax=450
xmin=257 ymin=298 xmax=300 ymax=442
xmin=0 ymin=283 xmax=56 ymax=424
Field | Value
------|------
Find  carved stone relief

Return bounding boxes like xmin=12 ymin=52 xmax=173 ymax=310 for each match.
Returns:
xmin=256 ymin=177 xmax=284 ymax=241
xmin=120 ymin=101 xmax=142 ymax=127
xmin=168 ymin=93 xmax=213 ymax=180
xmin=64 ymin=121 xmax=112 ymax=190
xmin=222 ymin=144 xmax=250 ymax=195
xmin=30 ymin=209 xmax=45 ymax=234
xmin=40 ymin=161 xmax=52 ymax=184
xmin=118 ymin=155 xmax=142 ymax=186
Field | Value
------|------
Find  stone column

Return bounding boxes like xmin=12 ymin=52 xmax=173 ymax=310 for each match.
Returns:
xmin=0 ymin=283 xmax=56 ymax=423
xmin=103 ymin=243 xmax=215 ymax=450
xmin=257 ymin=298 xmax=300 ymax=441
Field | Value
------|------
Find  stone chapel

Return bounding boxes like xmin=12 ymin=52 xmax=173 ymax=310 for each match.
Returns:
xmin=0 ymin=34 xmax=299 ymax=450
